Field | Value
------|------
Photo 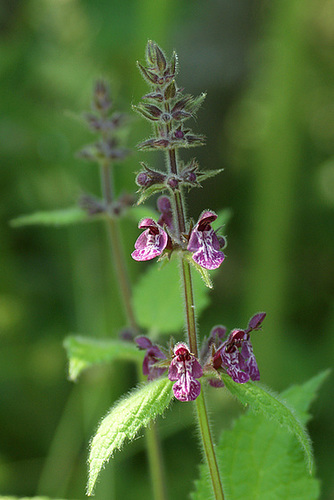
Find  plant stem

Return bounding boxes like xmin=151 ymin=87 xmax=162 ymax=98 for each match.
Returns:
xmin=138 ymin=365 xmax=168 ymax=500
xmin=196 ymin=390 xmax=224 ymax=500
xmin=166 ymin=149 xmax=225 ymax=500
xmin=100 ymin=163 xmax=137 ymax=332
xmin=100 ymin=161 xmax=168 ymax=500
xmin=181 ymin=257 xmax=198 ymax=356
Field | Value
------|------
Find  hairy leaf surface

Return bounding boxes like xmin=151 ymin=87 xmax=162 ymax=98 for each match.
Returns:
xmin=87 ymin=378 xmax=173 ymax=495
xmin=64 ymin=336 xmax=143 ymax=381
xmin=221 ymin=374 xmax=314 ymax=472
xmin=191 ymin=371 xmax=329 ymax=500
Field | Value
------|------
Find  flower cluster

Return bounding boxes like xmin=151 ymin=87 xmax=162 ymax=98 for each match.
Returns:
xmin=132 ymin=206 xmax=225 ymax=269
xmin=77 ymin=80 xmax=133 ymax=218
xmin=211 ymin=312 xmax=266 ymax=384
xmin=136 ymin=313 xmax=265 ymax=401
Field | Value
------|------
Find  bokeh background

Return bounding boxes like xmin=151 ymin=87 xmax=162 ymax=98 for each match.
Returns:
xmin=1 ymin=0 xmax=334 ymax=498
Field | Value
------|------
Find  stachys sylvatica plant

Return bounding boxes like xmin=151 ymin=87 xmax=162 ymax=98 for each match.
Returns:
xmin=12 ymin=41 xmax=329 ymax=500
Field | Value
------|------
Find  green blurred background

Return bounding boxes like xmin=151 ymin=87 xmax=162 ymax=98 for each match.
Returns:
xmin=1 ymin=0 xmax=334 ymax=498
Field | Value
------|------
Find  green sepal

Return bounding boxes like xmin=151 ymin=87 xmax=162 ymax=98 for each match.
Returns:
xmin=137 ymin=183 xmax=167 ymax=205
xmin=87 ymin=378 xmax=174 ymax=496
xmin=197 ymin=168 xmax=224 ymax=184
xmin=155 ymin=44 xmax=167 ymax=73
xmin=10 ymin=207 xmax=99 ymax=228
xmin=169 ymin=51 xmax=178 ymax=76
xmin=221 ymin=373 xmax=314 ymax=473
xmin=164 ymin=79 xmax=177 ymax=100
xmin=63 ymin=336 xmax=144 ymax=381
xmin=136 ymin=62 xmax=158 ymax=84
xmin=185 ymin=92 xmax=207 ymax=115
xmin=145 ymin=40 xmax=155 ymax=65
xmin=132 ymin=103 xmax=162 ymax=122
xmin=184 ymin=252 xmax=213 ymax=289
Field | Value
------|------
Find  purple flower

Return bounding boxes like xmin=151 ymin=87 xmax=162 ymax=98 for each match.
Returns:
xmin=214 ymin=328 xmax=260 ymax=384
xmin=168 ymin=342 xmax=203 ymax=401
xmin=132 ymin=218 xmax=168 ymax=261
xmin=245 ymin=312 xmax=266 ymax=334
xmin=135 ymin=336 xmax=167 ymax=381
xmin=187 ymin=211 xmax=225 ymax=270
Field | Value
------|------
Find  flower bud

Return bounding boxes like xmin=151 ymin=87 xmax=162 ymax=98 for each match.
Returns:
xmin=92 ymin=80 xmax=112 ymax=114
xmin=167 ymin=176 xmax=179 ymax=189
xmin=136 ymin=172 xmax=150 ymax=187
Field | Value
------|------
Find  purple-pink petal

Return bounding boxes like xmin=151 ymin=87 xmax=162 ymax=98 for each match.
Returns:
xmin=138 ymin=218 xmax=157 ymax=229
xmin=168 ymin=342 xmax=203 ymax=402
xmin=247 ymin=312 xmax=266 ymax=332
xmin=135 ymin=336 xmax=153 ymax=349
xmin=191 ymin=357 xmax=204 ymax=378
xmin=172 ymin=372 xmax=201 ymax=402
xmin=132 ymin=219 xmax=168 ymax=261
xmin=221 ymin=347 xmax=250 ymax=383
xmin=241 ymin=341 xmax=260 ymax=381
xmin=191 ymin=232 xmax=225 ymax=270
xmin=187 ymin=211 xmax=225 ymax=270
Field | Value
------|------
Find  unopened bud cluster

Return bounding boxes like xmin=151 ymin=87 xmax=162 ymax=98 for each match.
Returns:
xmin=77 ymin=80 xmax=133 ymax=217
xmin=133 ymin=40 xmax=205 ymax=152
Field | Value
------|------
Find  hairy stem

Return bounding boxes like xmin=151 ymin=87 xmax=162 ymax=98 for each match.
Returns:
xmin=181 ymin=257 xmax=198 ymax=356
xmin=100 ymin=163 xmax=137 ymax=331
xmin=166 ymin=148 xmax=225 ymax=500
xmin=196 ymin=390 xmax=224 ymax=500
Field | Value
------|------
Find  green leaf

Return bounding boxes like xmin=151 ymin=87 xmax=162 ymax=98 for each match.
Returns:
xmin=133 ymin=255 xmax=210 ymax=335
xmin=10 ymin=207 xmax=99 ymax=227
xmin=87 ymin=377 xmax=173 ymax=496
xmin=63 ymin=336 xmax=144 ymax=381
xmin=279 ymin=369 xmax=330 ymax=425
xmin=192 ymin=371 xmax=329 ymax=500
xmin=221 ymin=374 xmax=314 ymax=473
